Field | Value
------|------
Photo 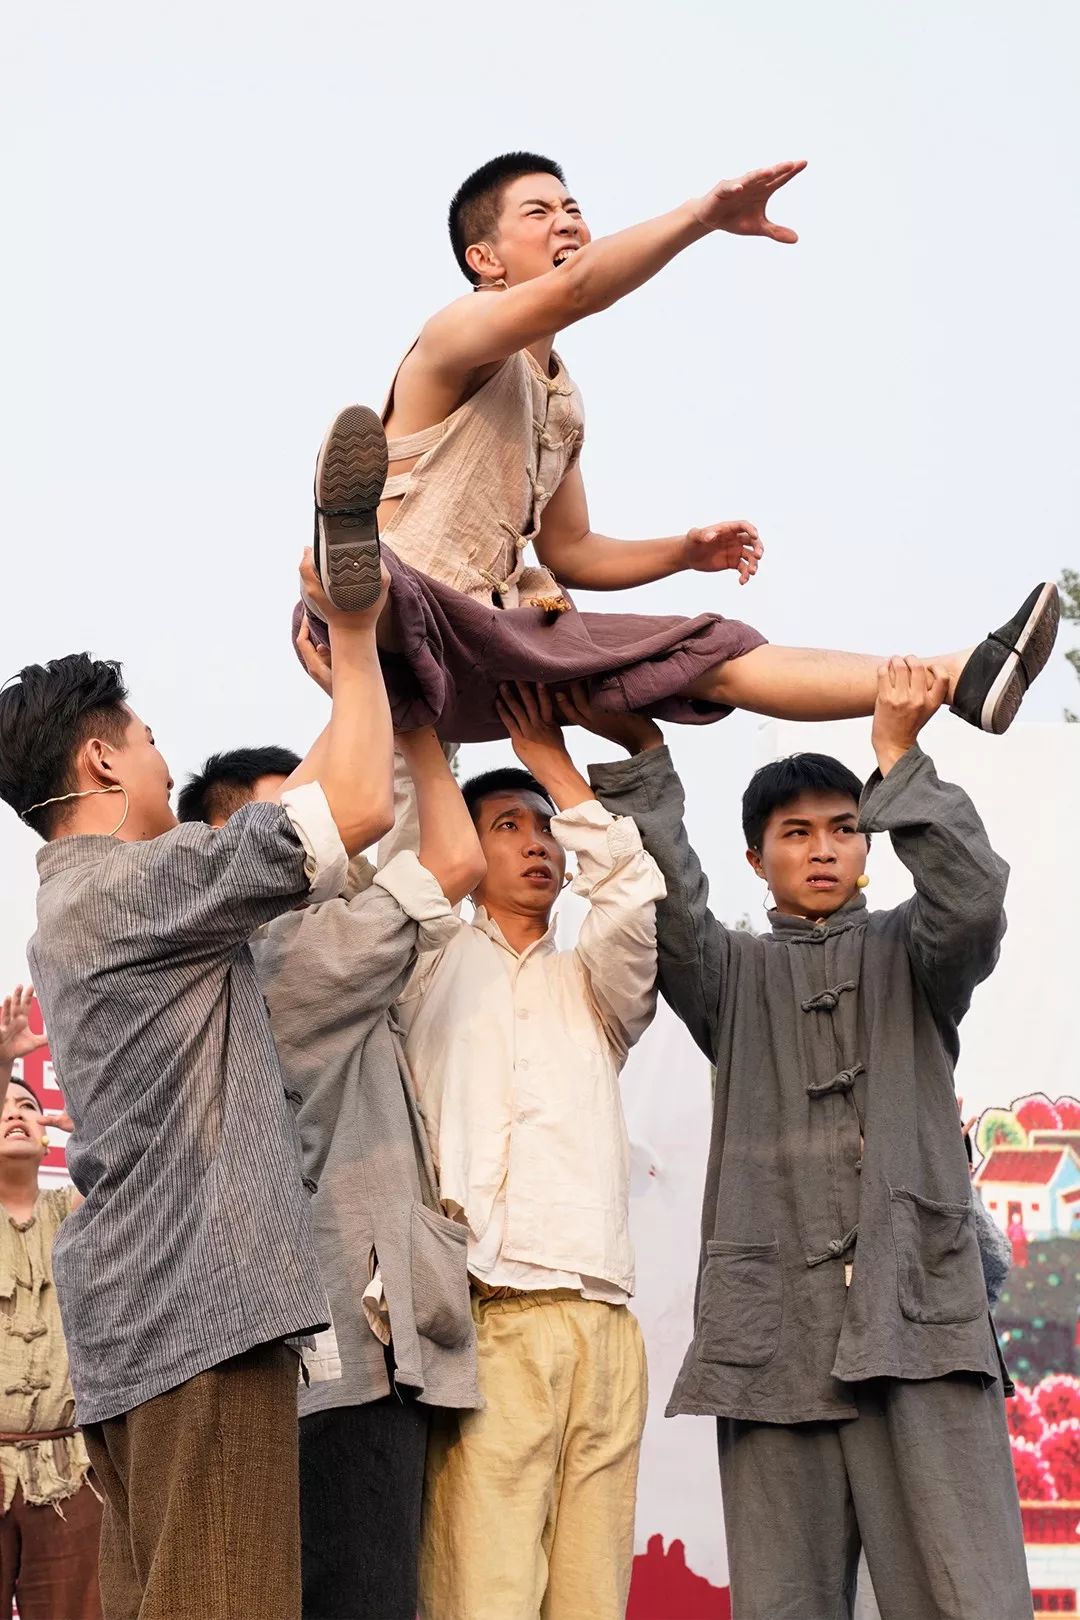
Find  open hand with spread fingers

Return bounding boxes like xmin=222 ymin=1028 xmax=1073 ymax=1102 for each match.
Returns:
xmin=871 ymin=656 xmax=949 ymax=777
xmin=695 ymin=160 xmax=808 ymax=243
xmin=0 ymin=986 xmax=48 ymax=1067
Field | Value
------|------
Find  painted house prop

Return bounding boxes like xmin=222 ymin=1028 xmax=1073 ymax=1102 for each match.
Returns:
xmin=976 ymin=1094 xmax=1080 ymax=1612
xmin=976 ymin=1148 xmax=1080 ymax=1240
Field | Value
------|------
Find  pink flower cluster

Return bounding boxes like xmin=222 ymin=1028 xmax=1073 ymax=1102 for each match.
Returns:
xmin=1009 ymin=1379 xmax=1080 ymax=1500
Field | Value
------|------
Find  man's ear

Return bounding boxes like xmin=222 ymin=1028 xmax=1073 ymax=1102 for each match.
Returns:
xmin=745 ymin=847 xmax=765 ymax=881
xmin=466 ymin=241 xmax=506 ymax=284
xmin=80 ymin=734 xmax=121 ymax=790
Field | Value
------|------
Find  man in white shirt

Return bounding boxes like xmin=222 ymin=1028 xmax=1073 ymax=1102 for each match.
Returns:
xmin=397 ymin=681 xmax=665 ymax=1620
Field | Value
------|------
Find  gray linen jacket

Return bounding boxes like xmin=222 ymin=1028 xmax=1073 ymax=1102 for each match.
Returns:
xmin=250 ymin=853 xmax=481 ymax=1415
xmin=592 ymin=743 xmax=1009 ymax=1424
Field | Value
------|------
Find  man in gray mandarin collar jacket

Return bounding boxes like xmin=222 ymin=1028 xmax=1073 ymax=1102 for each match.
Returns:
xmin=180 ymin=728 xmax=483 ymax=1620
xmin=591 ymin=658 xmax=1031 ymax=1620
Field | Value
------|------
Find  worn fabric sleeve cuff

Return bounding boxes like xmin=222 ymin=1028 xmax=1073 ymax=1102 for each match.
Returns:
xmin=280 ymin=783 xmax=349 ymax=906
xmin=373 ymin=852 xmax=460 ymax=951
xmin=587 ymin=744 xmax=676 ymax=807
xmin=858 ymin=744 xmax=932 ymax=831
xmin=552 ymin=797 xmax=640 ymax=856
xmin=553 ymin=796 xmax=663 ymax=898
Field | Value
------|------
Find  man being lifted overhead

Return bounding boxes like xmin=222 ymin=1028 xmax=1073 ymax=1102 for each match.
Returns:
xmin=300 ymin=152 xmax=1058 ymax=742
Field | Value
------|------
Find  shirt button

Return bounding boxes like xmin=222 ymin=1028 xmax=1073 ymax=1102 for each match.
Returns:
xmin=516 ymin=1111 xmax=528 ymax=1125
xmin=828 ymin=1238 xmax=843 ymax=1254
xmin=518 ymin=1059 xmax=530 ymax=1070
xmin=517 ymin=1008 xmax=529 ymax=1020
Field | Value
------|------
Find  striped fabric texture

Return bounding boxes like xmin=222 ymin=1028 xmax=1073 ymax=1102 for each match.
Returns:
xmin=28 ymin=803 xmax=330 ymax=1423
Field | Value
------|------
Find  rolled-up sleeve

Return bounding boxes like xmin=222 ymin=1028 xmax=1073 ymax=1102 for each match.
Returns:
xmin=373 ymin=852 xmax=461 ymax=954
xmin=554 ymin=799 xmax=666 ymax=1060
xmin=279 ymin=783 xmax=349 ymax=905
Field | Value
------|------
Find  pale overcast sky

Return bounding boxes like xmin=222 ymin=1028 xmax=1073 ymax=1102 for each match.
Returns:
xmin=2 ymin=0 xmax=1078 ymax=976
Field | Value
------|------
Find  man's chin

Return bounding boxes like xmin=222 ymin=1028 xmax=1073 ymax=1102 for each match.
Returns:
xmin=799 ymin=885 xmax=854 ymax=916
xmin=515 ymin=884 xmax=557 ymax=913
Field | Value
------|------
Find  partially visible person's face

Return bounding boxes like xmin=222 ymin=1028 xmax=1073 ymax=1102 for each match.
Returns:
xmin=479 ymin=173 xmax=592 ymax=287
xmin=0 ymin=1081 xmax=46 ymax=1163
xmin=109 ymin=707 xmax=176 ymax=837
xmin=207 ymin=774 xmax=289 ymax=829
xmin=471 ymin=790 xmax=566 ymax=922
xmin=748 ymin=789 xmax=868 ymax=921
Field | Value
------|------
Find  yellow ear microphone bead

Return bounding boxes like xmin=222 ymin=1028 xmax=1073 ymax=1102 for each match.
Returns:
xmin=855 ymin=874 xmax=870 ymax=890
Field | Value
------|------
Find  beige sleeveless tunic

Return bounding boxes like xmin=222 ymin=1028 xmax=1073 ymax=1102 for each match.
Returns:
xmin=381 ymin=348 xmax=585 ymax=608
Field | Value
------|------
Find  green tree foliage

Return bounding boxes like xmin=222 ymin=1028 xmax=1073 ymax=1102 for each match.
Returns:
xmin=976 ymin=1107 xmax=1028 ymax=1156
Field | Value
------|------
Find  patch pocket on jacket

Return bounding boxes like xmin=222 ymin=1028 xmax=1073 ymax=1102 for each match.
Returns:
xmin=888 ymin=1188 xmax=986 ymax=1325
xmin=410 ymin=1202 xmax=473 ymax=1350
xmin=698 ymin=1239 xmax=783 ymax=1367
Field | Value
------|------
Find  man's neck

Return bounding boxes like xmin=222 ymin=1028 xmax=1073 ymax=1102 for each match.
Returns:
xmin=527 ymin=335 xmax=557 ymax=375
xmin=481 ymin=902 xmax=552 ymax=957
xmin=54 ymin=800 xmax=142 ymax=843
xmin=0 ymin=1162 xmax=41 ymax=1222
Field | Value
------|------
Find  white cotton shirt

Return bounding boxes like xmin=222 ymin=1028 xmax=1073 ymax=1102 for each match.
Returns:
xmin=396 ymin=798 xmax=665 ymax=1297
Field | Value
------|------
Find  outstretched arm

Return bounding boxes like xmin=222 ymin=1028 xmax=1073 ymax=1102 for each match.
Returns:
xmin=419 ymin=161 xmax=806 ymax=379
xmin=534 ymin=464 xmax=763 ymax=591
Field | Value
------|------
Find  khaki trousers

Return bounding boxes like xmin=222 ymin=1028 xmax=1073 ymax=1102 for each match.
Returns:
xmin=420 ymin=1291 xmax=647 ymax=1620
xmin=84 ymin=1342 xmax=301 ymax=1620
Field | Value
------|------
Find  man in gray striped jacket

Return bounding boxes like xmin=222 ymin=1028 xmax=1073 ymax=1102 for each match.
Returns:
xmin=0 ymin=554 xmax=394 ymax=1620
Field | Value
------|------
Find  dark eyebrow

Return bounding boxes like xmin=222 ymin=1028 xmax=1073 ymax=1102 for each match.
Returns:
xmin=486 ymin=802 xmax=552 ymax=830
xmin=779 ymin=811 xmax=858 ymax=827
xmin=487 ymin=803 xmax=528 ymax=828
xmin=519 ymin=197 xmax=578 ymax=211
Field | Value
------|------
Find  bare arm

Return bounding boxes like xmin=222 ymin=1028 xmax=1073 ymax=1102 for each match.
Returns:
xmin=396 ymin=728 xmax=486 ymax=904
xmin=534 ymin=465 xmax=762 ymax=591
xmin=420 ymin=161 xmax=806 ymax=379
xmin=278 ymin=553 xmax=395 ymax=856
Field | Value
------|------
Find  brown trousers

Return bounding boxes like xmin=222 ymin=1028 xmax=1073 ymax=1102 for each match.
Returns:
xmin=0 ymin=1477 xmax=103 ymax=1620
xmin=83 ymin=1342 xmax=301 ymax=1620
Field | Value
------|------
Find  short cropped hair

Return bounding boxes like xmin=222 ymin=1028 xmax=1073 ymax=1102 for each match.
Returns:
xmin=449 ymin=152 xmax=566 ymax=284
xmin=741 ymin=753 xmax=864 ymax=852
xmin=177 ymin=746 xmax=302 ymax=826
xmin=0 ymin=654 xmax=130 ymax=839
xmin=461 ymin=767 xmax=556 ymax=826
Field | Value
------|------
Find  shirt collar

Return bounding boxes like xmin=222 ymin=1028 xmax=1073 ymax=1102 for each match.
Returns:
xmin=471 ymin=905 xmax=558 ymax=961
xmin=767 ymin=891 xmax=868 ymax=941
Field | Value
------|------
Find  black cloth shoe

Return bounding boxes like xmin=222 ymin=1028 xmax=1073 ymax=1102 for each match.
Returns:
xmin=312 ymin=405 xmax=388 ymax=612
xmin=950 ymin=581 xmax=1060 ymax=734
